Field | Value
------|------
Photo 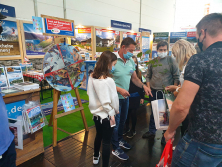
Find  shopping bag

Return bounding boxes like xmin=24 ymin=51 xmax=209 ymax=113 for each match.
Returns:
xmin=151 ymin=91 xmax=169 ymax=130
xmin=164 ymin=93 xmax=175 ymax=112
xmin=156 ymin=139 xmax=173 ymax=167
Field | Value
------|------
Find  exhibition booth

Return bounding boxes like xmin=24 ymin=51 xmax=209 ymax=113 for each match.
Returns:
xmin=0 ymin=2 xmax=199 ymax=166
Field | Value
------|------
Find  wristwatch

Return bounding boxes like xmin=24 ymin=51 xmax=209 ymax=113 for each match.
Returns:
xmin=176 ymin=87 xmax=180 ymax=92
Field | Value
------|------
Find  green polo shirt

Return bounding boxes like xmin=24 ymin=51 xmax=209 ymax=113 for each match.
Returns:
xmin=113 ymin=52 xmax=135 ymax=99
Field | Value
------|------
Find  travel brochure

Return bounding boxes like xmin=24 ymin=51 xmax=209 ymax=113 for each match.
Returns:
xmin=9 ymin=119 xmax=23 ymax=150
xmin=60 ymin=93 xmax=75 ymax=112
xmin=0 ymin=67 xmax=8 ymax=87
xmin=5 ymin=66 xmax=24 ymax=87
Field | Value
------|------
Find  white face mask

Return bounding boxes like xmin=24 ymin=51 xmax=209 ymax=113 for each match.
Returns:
xmin=157 ymin=52 xmax=168 ymax=58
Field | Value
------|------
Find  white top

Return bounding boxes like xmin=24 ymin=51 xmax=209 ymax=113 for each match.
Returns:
xmin=180 ymin=66 xmax=186 ymax=86
xmin=87 ymin=76 xmax=119 ymax=119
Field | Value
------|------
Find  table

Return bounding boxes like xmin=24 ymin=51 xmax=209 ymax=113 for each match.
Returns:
xmin=3 ymin=89 xmax=44 ymax=166
xmin=23 ymin=72 xmax=52 ymax=101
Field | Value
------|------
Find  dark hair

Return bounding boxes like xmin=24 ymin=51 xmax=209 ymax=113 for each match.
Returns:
xmin=132 ymin=56 xmax=142 ymax=79
xmin=157 ymin=40 xmax=169 ymax=50
xmin=93 ymin=51 xmax=117 ymax=79
xmin=196 ymin=13 xmax=222 ymax=37
xmin=121 ymin=37 xmax=136 ymax=48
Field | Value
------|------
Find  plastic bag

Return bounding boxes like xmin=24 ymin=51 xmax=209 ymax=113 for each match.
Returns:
xmin=156 ymin=139 xmax=173 ymax=167
xmin=23 ymin=101 xmax=48 ymax=134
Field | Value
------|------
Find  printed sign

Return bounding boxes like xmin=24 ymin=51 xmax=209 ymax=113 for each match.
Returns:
xmin=0 ymin=4 xmax=16 ymax=18
xmin=169 ymin=32 xmax=187 ymax=56
xmin=32 ymin=16 xmax=44 ymax=33
xmin=111 ymin=20 xmax=132 ymax=30
xmin=123 ymin=32 xmax=141 ymax=52
xmin=0 ymin=20 xmax=20 ymax=56
xmin=139 ymin=28 xmax=151 ymax=34
xmin=6 ymin=100 xmax=26 ymax=120
xmin=187 ymin=31 xmax=197 ymax=47
xmin=44 ymin=18 xmax=74 ymax=36
xmin=60 ymin=93 xmax=75 ymax=112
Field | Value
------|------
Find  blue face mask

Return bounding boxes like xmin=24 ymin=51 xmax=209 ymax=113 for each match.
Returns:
xmin=135 ymin=64 xmax=137 ymax=67
xmin=110 ymin=66 xmax=115 ymax=73
xmin=123 ymin=52 xmax=133 ymax=59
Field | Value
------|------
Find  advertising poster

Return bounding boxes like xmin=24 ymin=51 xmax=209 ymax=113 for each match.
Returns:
xmin=71 ymin=28 xmax=92 ymax=56
xmin=114 ymin=31 xmax=120 ymax=52
xmin=0 ymin=20 xmax=20 ymax=56
xmin=5 ymin=66 xmax=24 ymax=87
xmin=152 ymin=32 xmax=169 ymax=58
xmin=23 ymin=23 xmax=54 ymax=55
xmin=96 ymin=28 xmax=115 ymax=55
xmin=60 ymin=93 xmax=75 ymax=113
xmin=32 ymin=16 xmax=44 ymax=33
xmin=44 ymin=18 xmax=74 ymax=36
xmin=6 ymin=100 xmax=26 ymax=120
xmin=0 ymin=67 xmax=8 ymax=87
xmin=123 ymin=32 xmax=141 ymax=52
xmin=187 ymin=31 xmax=197 ymax=47
xmin=169 ymin=32 xmax=187 ymax=56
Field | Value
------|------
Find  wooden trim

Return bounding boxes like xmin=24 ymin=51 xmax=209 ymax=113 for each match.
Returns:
xmin=55 ymin=107 xmax=84 ymax=119
xmin=41 ymin=14 xmax=74 ymax=23
xmin=3 ymin=88 xmax=40 ymax=98
xmin=0 ymin=56 xmax=22 ymax=60
xmin=17 ymin=20 xmax=24 ymax=62
xmin=27 ymin=56 xmax=45 ymax=59
xmin=57 ymin=127 xmax=72 ymax=135
xmin=91 ymin=26 xmax=95 ymax=60
xmin=43 ymin=33 xmax=75 ymax=38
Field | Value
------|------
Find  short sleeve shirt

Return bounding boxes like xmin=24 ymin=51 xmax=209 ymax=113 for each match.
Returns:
xmin=184 ymin=41 xmax=222 ymax=144
xmin=112 ymin=52 xmax=135 ymax=99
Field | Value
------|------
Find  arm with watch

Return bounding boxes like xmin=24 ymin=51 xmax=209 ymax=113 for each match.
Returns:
xmin=165 ymin=85 xmax=181 ymax=97
xmin=131 ymin=71 xmax=153 ymax=97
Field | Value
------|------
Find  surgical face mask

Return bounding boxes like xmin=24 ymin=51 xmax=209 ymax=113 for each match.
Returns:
xmin=110 ymin=66 xmax=115 ymax=73
xmin=157 ymin=52 xmax=168 ymax=58
xmin=123 ymin=52 xmax=133 ymax=59
xmin=197 ymin=29 xmax=207 ymax=52
xmin=135 ymin=64 xmax=137 ymax=68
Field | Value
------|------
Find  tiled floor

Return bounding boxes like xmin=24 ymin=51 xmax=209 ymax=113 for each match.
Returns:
xmin=18 ymin=105 xmax=181 ymax=167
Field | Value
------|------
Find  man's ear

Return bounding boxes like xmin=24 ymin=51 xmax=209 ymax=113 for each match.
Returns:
xmin=121 ymin=45 xmax=125 ymax=49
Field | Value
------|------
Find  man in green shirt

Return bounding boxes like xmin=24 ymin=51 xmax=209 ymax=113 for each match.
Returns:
xmin=112 ymin=37 xmax=151 ymax=160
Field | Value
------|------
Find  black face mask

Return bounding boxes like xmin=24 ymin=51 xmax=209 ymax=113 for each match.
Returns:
xmin=197 ymin=29 xmax=207 ymax=52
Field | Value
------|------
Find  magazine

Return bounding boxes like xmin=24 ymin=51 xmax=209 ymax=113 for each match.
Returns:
xmin=5 ymin=66 xmax=24 ymax=87
xmin=25 ymin=105 xmax=45 ymax=133
xmin=1 ymin=87 xmax=22 ymax=95
xmin=8 ymin=119 xmax=23 ymax=150
xmin=0 ymin=67 xmax=8 ymax=88
xmin=60 ymin=93 xmax=75 ymax=112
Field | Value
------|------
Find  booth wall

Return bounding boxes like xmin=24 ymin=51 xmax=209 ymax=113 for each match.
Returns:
xmin=1 ymin=0 xmax=176 ymax=32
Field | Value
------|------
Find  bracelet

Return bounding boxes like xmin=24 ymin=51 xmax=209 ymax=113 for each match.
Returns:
xmin=176 ymin=87 xmax=180 ymax=92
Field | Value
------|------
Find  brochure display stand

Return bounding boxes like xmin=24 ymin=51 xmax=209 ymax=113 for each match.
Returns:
xmin=3 ymin=89 xmax=43 ymax=166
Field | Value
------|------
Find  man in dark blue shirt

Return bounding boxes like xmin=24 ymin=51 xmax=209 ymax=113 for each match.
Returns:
xmin=165 ymin=13 xmax=222 ymax=166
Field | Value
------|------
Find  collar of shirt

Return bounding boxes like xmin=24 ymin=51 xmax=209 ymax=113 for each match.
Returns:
xmin=206 ymin=41 xmax=222 ymax=51
xmin=116 ymin=52 xmax=129 ymax=63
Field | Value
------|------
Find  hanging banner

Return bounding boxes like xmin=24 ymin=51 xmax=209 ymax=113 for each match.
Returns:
xmin=111 ymin=20 xmax=132 ymax=30
xmin=32 ymin=16 xmax=44 ymax=33
xmin=71 ymin=27 xmax=92 ymax=56
xmin=152 ymin=32 xmax=169 ymax=58
xmin=123 ymin=32 xmax=141 ymax=52
xmin=0 ymin=20 xmax=20 ymax=56
xmin=0 ymin=4 xmax=16 ymax=18
xmin=44 ymin=17 xmax=74 ymax=37
xmin=169 ymin=32 xmax=187 ymax=56
xmin=187 ymin=31 xmax=197 ymax=47
xmin=23 ymin=23 xmax=54 ymax=55
xmin=139 ymin=28 xmax=151 ymax=34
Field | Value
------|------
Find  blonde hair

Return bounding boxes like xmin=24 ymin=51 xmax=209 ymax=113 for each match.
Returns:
xmin=172 ymin=39 xmax=196 ymax=71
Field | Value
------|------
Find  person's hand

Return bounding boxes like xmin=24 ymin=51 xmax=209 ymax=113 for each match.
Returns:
xmin=110 ymin=116 xmax=116 ymax=127
xmin=143 ymin=85 xmax=153 ymax=97
xmin=118 ymin=88 xmax=130 ymax=98
xmin=164 ymin=129 xmax=176 ymax=143
xmin=140 ymin=99 xmax=144 ymax=104
xmin=165 ymin=85 xmax=178 ymax=92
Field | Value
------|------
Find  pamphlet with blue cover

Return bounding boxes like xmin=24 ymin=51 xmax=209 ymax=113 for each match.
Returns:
xmin=60 ymin=93 xmax=75 ymax=112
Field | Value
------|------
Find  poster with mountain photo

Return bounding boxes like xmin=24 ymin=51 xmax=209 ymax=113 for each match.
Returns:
xmin=152 ymin=32 xmax=169 ymax=58
xmin=0 ymin=20 xmax=20 ymax=56
xmin=71 ymin=28 xmax=92 ymax=56
xmin=5 ymin=66 xmax=24 ymax=87
xmin=23 ymin=23 xmax=54 ymax=55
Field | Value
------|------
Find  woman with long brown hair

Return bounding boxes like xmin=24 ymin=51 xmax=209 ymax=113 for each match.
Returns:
xmin=87 ymin=51 xmax=119 ymax=167
xmin=124 ymin=56 xmax=144 ymax=138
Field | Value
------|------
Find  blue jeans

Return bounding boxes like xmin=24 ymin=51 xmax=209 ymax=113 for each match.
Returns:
xmin=112 ymin=98 xmax=129 ymax=150
xmin=172 ymin=133 xmax=222 ymax=167
xmin=149 ymin=89 xmax=164 ymax=134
